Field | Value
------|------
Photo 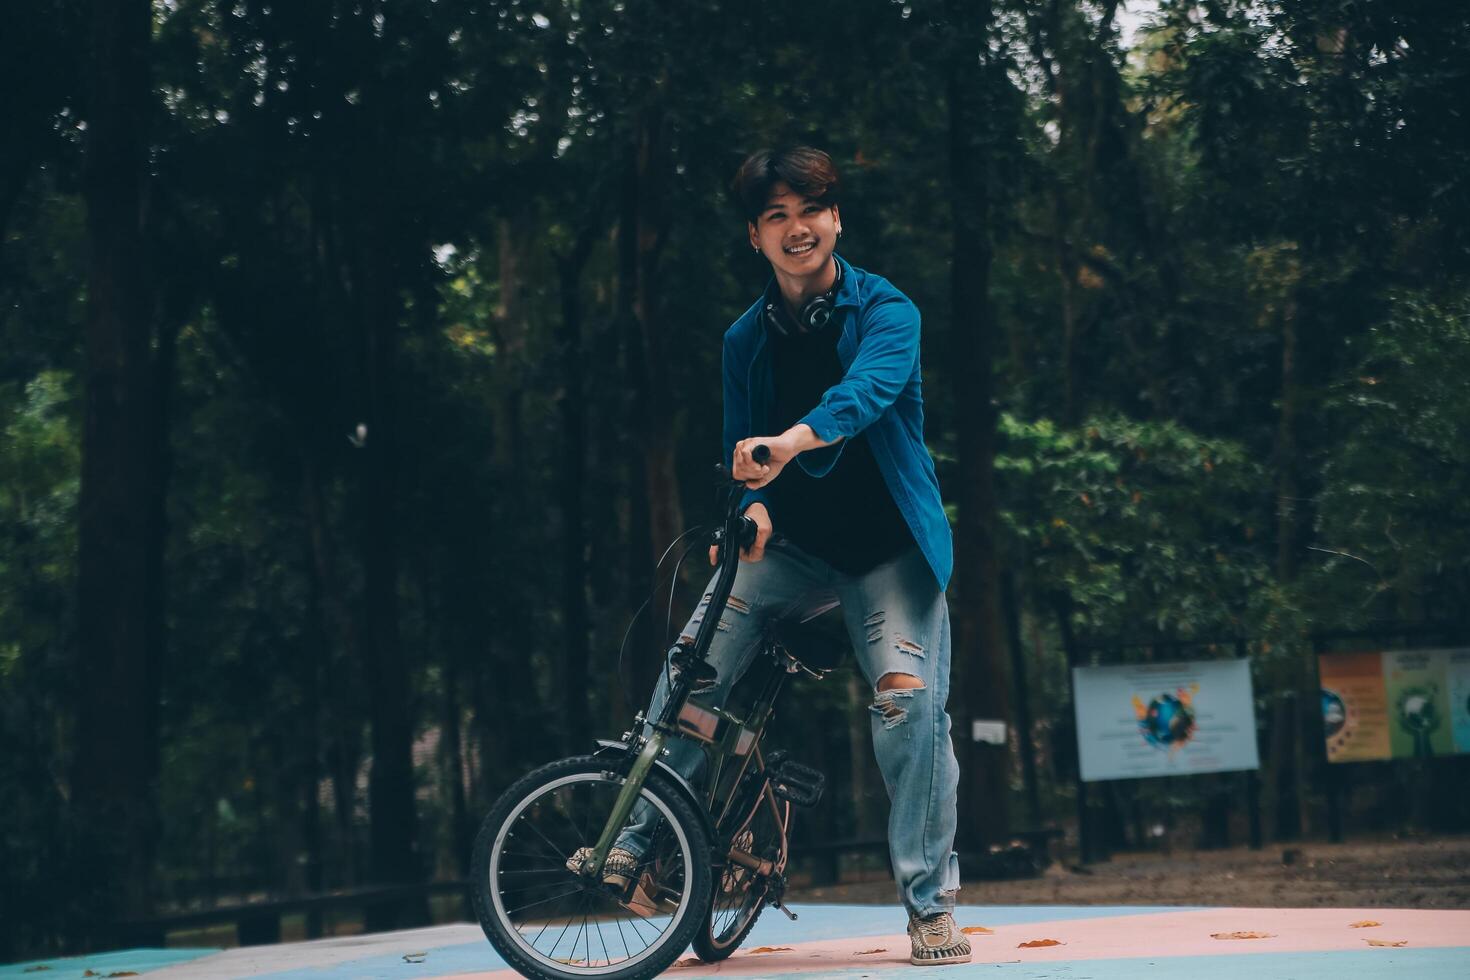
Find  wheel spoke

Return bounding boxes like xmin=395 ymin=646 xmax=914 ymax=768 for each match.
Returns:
xmin=518 ymin=813 xmax=570 ymax=863
xmin=503 ymin=885 xmax=585 ymax=917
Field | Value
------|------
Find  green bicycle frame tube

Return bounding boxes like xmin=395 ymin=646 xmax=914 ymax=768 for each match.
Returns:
xmin=583 ymin=727 xmax=667 ymax=878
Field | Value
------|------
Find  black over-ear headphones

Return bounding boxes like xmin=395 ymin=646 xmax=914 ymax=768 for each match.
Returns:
xmin=763 ymin=258 xmax=844 ymax=338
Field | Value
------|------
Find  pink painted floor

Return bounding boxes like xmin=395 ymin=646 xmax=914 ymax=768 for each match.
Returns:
xmin=27 ymin=904 xmax=1462 ymax=978
xmin=439 ymin=906 xmax=1470 ymax=979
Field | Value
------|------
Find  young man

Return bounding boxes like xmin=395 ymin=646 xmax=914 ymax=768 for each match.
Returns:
xmin=583 ymin=147 xmax=968 ymax=965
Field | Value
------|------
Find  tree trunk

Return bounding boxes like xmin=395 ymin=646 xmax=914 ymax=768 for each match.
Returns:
xmin=617 ymin=121 xmax=655 ymax=695
xmin=357 ymin=219 xmax=421 ymax=926
xmin=946 ymin=0 xmax=1013 ymax=850
xmin=630 ymin=103 xmax=685 ymax=572
xmin=490 ymin=216 xmax=531 ymax=472
xmin=847 ymin=672 xmax=879 ymax=838
xmin=72 ymin=0 xmax=162 ymax=940
xmin=1274 ymin=275 xmax=1302 ymax=582
xmin=442 ymin=651 xmax=470 ymax=878
xmin=558 ymin=232 xmax=596 ymax=754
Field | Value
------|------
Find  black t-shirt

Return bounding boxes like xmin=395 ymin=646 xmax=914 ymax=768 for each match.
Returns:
xmin=765 ymin=313 xmax=915 ymax=575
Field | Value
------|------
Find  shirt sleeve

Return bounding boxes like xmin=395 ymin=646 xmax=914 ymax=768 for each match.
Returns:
xmin=722 ymin=334 xmax=772 ymax=517
xmin=796 ymin=293 xmax=919 ymax=474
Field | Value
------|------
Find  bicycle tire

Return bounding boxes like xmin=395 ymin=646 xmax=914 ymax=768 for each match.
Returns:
xmin=691 ymin=782 xmax=783 ymax=962
xmin=471 ymin=755 xmax=713 ymax=980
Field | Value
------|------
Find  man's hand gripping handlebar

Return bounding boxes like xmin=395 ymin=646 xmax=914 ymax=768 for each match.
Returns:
xmin=711 ymin=444 xmax=773 ymax=565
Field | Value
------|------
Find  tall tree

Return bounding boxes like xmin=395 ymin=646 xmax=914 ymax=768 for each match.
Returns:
xmin=71 ymin=0 xmax=165 ymax=936
xmin=945 ymin=0 xmax=1018 ymax=848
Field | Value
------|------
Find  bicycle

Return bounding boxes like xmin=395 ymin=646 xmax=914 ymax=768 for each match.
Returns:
xmin=471 ymin=446 xmax=844 ymax=980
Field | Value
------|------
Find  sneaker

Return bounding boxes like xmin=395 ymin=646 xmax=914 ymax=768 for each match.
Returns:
xmin=565 ymin=845 xmax=640 ymax=887
xmin=908 ymin=910 xmax=972 ymax=966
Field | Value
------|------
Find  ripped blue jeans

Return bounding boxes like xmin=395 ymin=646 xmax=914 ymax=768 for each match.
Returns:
xmin=616 ymin=534 xmax=961 ymax=918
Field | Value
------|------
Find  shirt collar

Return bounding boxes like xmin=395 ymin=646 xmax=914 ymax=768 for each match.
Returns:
xmin=832 ymin=253 xmax=859 ymax=309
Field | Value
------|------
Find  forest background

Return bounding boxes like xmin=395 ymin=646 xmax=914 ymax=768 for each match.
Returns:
xmin=2 ymin=0 xmax=1468 ymax=960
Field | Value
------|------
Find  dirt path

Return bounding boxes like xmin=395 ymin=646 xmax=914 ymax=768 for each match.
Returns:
xmin=791 ymin=834 xmax=1470 ymax=909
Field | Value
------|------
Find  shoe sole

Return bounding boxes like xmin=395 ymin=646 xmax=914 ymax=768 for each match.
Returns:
xmin=909 ymin=953 xmax=973 ymax=966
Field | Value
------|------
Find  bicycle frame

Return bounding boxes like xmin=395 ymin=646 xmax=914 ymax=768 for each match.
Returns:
xmin=580 ymin=476 xmax=777 ymax=880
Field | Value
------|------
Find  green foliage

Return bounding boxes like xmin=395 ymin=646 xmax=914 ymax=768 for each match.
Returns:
xmin=998 ymin=414 xmax=1273 ymax=639
xmin=0 ymin=370 xmax=82 ymax=955
xmin=1307 ymin=290 xmax=1470 ymax=623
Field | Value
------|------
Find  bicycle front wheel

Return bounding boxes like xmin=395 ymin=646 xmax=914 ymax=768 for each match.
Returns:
xmin=471 ymin=755 xmax=713 ymax=980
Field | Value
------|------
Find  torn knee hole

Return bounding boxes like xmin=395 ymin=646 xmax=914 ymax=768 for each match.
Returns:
xmin=876 ymin=672 xmax=925 ymax=692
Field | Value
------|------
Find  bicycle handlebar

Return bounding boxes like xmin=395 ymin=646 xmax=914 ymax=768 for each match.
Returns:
xmin=714 ymin=443 xmax=771 ymax=489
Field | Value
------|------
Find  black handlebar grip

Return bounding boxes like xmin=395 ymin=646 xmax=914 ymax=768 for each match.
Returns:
xmin=752 ymin=444 xmax=771 ymax=465
xmin=738 ymin=516 xmax=758 ymax=549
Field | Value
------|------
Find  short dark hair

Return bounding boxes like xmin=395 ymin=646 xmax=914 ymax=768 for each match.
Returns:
xmin=731 ymin=146 xmax=840 ymax=223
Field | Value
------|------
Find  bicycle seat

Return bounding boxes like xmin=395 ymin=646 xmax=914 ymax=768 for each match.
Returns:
xmin=769 ymin=617 xmax=849 ymax=672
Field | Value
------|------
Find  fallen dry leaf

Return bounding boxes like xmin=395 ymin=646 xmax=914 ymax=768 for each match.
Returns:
xmin=402 ymin=952 xmax=427 ymax=963
xmin=1349 ymin=920 xmax=1382 ymax=928
xmin=672 ymin=956 xmax=702 ymax=967
xmin=1211 ymin=931 xmax=1275 ymax=940
xmin=961 ymin=926 xmax=994 ymax=935
xmin=1018 ymin=939 xmax=1063 ymax=948
xmin=1366 ymin=939 xmax=1408 ymax=947
xmin=855 ymin=948 xmax=888 ymax=955
xmin=745 ymin=946 xmax=793 ymax=954
xmin=22 ymin=968 xmax=51 ymax=974
xmin=106 ymin=974 xmax=140 ymax=978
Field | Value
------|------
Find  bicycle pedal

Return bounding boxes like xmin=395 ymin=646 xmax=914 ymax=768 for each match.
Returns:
xmin=769 ymin=758 xmax=824 ymax=808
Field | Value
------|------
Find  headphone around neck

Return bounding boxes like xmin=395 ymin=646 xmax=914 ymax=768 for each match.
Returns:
xmin=763 ymin=258 xmax=844 ymax=338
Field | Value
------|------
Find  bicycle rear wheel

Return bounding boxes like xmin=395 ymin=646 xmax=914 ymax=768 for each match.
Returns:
xmin=472 ymin=755 xmax=712 ymax=980
xmin=692 ymin=780 xmax=786 ymax=961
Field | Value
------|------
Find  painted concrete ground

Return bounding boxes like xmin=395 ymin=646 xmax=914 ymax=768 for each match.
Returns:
xmin=4 ymin=904 xmax=1467 ymax=979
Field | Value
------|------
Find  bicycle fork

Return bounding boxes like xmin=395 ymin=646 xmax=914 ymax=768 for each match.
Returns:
xmin=579 ymin=728 xmax=666 ymax=879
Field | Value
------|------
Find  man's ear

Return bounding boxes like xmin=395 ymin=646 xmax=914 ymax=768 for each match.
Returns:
xmin=748 ymin=220 xmax=760 ymax=251
xmin=832 ymin=205 xmax=842 ymax=236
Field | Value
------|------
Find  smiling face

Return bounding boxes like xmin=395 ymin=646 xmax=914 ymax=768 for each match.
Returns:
xmin=748 ymin=181 xmax=842 ymax=282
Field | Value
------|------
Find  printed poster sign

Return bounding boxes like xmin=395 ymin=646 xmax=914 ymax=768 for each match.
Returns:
xmin=1072 ymin=659 xmax=1259 ymax=782
xmin=1319 ymin=648 xmax=1470 ymax=762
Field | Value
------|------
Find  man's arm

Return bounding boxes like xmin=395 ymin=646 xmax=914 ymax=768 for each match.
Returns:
xmin=730 ymin=422 xmax=838 ymax=491
xmin=796 ymin=293 xmax=919 ymax=477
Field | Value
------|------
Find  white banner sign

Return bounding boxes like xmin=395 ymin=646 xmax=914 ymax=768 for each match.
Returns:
xmin=1073 ymin=659 xmax=1260 ymax=782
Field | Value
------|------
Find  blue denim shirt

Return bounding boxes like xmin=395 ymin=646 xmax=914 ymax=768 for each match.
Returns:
xmin=722 ymin=254 xmax=953 ymax=592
